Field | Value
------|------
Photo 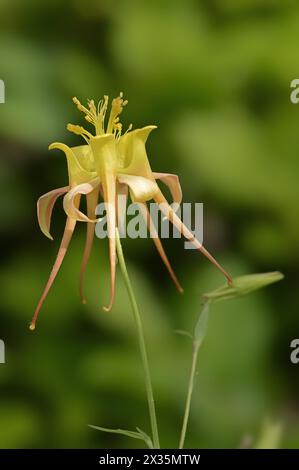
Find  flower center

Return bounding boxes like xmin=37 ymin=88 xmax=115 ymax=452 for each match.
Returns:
xmin=67 ymin=93 xmax=132 ymax=143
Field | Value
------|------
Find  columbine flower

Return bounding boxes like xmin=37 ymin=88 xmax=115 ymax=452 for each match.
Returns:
xmin=31 ymin=93 xmax=231 ymax=330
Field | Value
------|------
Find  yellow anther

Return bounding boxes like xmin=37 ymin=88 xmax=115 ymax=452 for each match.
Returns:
xmin=88 ymin=99 xmax=97 ymax=115
xmin=72 ymin=96 xmax=86 ymax=112
xmin=67 ymin=124 xmax=93 ymax=141
xmin=107 ymin=93 xmax=127 ymax=133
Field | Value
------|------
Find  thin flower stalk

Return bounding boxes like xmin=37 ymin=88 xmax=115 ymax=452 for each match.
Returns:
xmin=115 ymin=228 xmax=160 ymax=449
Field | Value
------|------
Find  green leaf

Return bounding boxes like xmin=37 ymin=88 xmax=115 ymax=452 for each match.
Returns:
xmin=88 ymin=424 xmax=153 ymax=448
xmin=202 ymin=272 xmax=284 ymax=304
xmin=194 ymin=302 xmax=210 ymax=346
xmin=174 ymin=329 xmax=193 ymax=340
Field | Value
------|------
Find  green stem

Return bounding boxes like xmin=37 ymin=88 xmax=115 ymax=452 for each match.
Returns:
xmin=179 ymin=341 xmax=200 ymax=449
xmin=115 ymin=229 xmax=160 ymax=449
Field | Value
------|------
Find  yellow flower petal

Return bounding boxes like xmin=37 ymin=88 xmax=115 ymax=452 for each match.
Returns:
xmin=49 ymin=142 xmax=96 ymax=186
xmin=37 ymin=186 xmax=69 ymax=240
xmin=118 ymin=126 xmax=157 ymax=178
xmin=116 ymin=182 xmax=128 ymax=236
xmin=137 ymin=202 xmax=183 ymax=293
xmin=31 ymin=215 xmax=78 ymax=331
xmin=153 ymin=172 xmax=182 ymax=205
xmin=89 ymin=134 xmax=117 ymax=312
xmin=117 ymin=174 xmax=159 ymax=202
xmin=89 ymin=134 xmax=117 ymax=176
xmin=100 ymin=170 xmax=117 ymax=312
xmin=72 ymin=144 xmax=95 ymax=172
xmin=63 ymin=178 xmax=100 ymax=222
xmin=79 ymin=186 xmax=101 ymax=304
xmin=154 ymin=190 xmax=232 ymax=284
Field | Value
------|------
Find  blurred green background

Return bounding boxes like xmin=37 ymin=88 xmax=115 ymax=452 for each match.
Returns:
xmin=0 ymin=0 xmax=298 ymax=449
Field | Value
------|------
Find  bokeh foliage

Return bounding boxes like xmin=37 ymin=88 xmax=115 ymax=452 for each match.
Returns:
xmin=0 ymin=0 xmax=298 ymax=448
